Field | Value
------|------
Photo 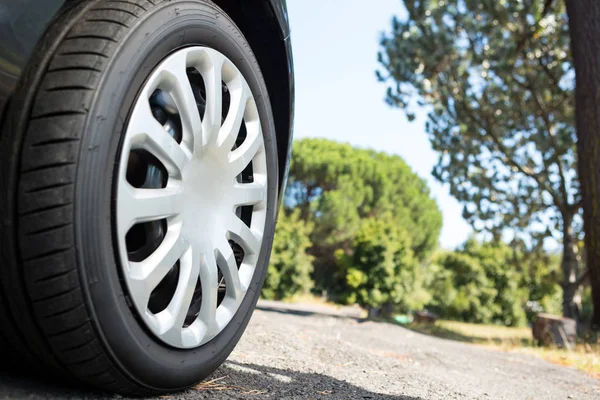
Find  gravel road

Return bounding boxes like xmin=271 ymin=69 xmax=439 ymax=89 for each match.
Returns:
xmin=1 ymin=300 xmax=598 ymax=400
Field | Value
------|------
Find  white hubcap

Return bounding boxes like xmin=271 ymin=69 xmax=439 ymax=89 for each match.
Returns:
xmin=116 ymin=47 xmax=267 ymax=349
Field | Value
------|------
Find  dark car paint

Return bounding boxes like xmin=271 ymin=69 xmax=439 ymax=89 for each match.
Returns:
xmin=269 ymin=0 xmax=290 ymax=39
xmin=0 ymin=0 xmax=294 ymax=203
xmin=0 ymin=0 xmax=65 ymax=117
xmin=267 ymin=0 xmax=294 ymax=197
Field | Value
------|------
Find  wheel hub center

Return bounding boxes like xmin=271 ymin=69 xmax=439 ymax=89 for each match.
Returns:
xmin=180 ymin=151 xmax=231 ymax=247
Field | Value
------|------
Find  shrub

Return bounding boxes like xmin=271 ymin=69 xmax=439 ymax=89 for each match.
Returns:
xmin=262 ymin=209 xmax=314 ymax=300
xmin=336 ymin=218 xmax=430 ymax=313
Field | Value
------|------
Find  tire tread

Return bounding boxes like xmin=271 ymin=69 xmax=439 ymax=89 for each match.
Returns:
xmin=1 ymin=2 xmax=158 ymax=392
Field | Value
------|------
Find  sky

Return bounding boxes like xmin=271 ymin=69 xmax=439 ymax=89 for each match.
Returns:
xmin=286 ymin=0 xmax=472 ymax=249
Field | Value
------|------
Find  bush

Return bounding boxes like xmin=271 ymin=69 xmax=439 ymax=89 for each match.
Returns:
xmin=426 ymin=240 xmax=530 ymax=326
xmin=521 ymin=251 xmax=562 ymax=321
xmin=463 ymin=240 xmax=529 ymax=326
xmin=430 ymin=251 xmax=499 ymax=324
xmin=335 ymin=218 xmax=430 ymax=313
xmin=262 ymin=209 xmax=314 ymax=300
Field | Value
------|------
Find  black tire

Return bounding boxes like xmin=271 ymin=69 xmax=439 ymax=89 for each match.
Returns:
xmin=0 ymin=0 xmax=278 ymax=395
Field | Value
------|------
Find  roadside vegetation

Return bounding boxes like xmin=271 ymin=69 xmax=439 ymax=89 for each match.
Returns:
xmin=263 ymin=139 xmax=593 ymax=328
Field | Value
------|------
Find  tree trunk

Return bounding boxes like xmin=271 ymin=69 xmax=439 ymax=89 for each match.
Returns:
xmin=566 ymin=0 xmax=600 ymax=329
xmin=561 ymin=212 xmax=582 ymax=320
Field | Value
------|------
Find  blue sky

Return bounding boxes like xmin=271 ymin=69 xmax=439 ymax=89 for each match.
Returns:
xmin=286 ymin=0 xmax=472 ymax=249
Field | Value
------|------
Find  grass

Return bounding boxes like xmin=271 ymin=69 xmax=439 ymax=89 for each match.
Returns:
xmin=515 ymin=346 xmax=600 ymax=379
xmin=409 ymin=320 xmax=532 ymax=346
xmin=409 ymin=320 xmax=600 ymax=378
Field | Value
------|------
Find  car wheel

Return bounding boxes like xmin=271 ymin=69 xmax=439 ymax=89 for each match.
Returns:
xmin=0 ymin=0 xmax=277 ymax=395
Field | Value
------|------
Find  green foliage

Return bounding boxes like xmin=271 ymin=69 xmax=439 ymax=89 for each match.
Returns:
xmin=378 ymin=0 xmax=579 ymax=251
xmin=520 ymin=251 xmax=563 ymax=318
xmin=335 ymin=218 xmax=430 ymax=311
xmin=429 ymin=249 xmax=499 ymax=324
xmin=262 ymin=210 xmax=314 ymax=300
xmin=426 ymin=239 xmax=548 ymax=326
xmin=427 ymin=239 xmax=563 ymax=326
xmin=269 ymin=139 xmax=563 ymax=325
xmin=582 ymin=286 xmax=595 ymax=325
xmin=286 ymin=138 xmax=442 ymax=296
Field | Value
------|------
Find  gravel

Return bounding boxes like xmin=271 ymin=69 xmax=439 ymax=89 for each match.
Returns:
xmin=1 ymin=300 xmax=599 ymax=400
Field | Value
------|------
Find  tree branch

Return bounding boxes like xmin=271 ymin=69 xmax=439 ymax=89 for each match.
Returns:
xmin=466 ymin=92 xmax=559 ymax=205
xmin=520 ymin=65 xmax=571 ymax=213
xmin=515 ymin=0 xmax=555 ymax=53
xmin=534 ymin=97 xmax=570 ymax=205
xmin=508 ymin=71 xmax=569 ymax=213
xmin=537 ymin=57 xmax=558 ymax=84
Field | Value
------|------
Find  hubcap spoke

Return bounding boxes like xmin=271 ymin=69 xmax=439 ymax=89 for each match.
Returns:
xmin=229 ymin=121 xmax=263 ymax=177
xmin=161 ymin=251 xmax=199 ymax=336
xmin=217 ymin=79 xmax=251 ymax=153
xmin=149 ymin=51 xmax=202 ymax=151
xmin=198 ymin=249 xmax=219 ymax=337
xmin=232 ymin=182 xmax=267 ymax=207
xmin=227 ymin=214 xmax=262 ymax=255
xmin=116 ymin=47 xmax=268 ymax=349
xmin=129 ymin=228 xmax=189 ymax=302
xmin=215 ymin=237 xmax=243 ymax=300
xmin=118 ymin=184 xmax=184 ymax=232
xmin=200 ymin=50 xmax=225 ymax=145
xmin=129 ymin=103 xmax=191 ymax=178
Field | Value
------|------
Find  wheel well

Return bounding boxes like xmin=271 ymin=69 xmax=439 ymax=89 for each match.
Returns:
xmin=213 ymin=0 xmax=293 ymax=191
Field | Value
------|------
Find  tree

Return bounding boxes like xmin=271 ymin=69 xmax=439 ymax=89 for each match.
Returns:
xmin=262 ymin=209 xmax=314 ymax=300
xmin=335 ymin=218 xmax=430 ymax=313
xmin=286 ymin=138 xmax=442 ymax=297
xmin=378 ymin=0 xmax=585 ymax=319
xmin=565 ymin=0 xmax=600 ymax=328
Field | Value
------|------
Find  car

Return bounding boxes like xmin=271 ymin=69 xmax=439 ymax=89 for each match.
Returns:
xmin=0 ymin=0 xmax=293 ymax=395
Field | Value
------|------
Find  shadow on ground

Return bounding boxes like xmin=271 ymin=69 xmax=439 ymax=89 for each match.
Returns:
xmin=0 ymin=361 xmax=422 ymax=400
xmin=196 ymin=361 xmax=422 ymax=399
